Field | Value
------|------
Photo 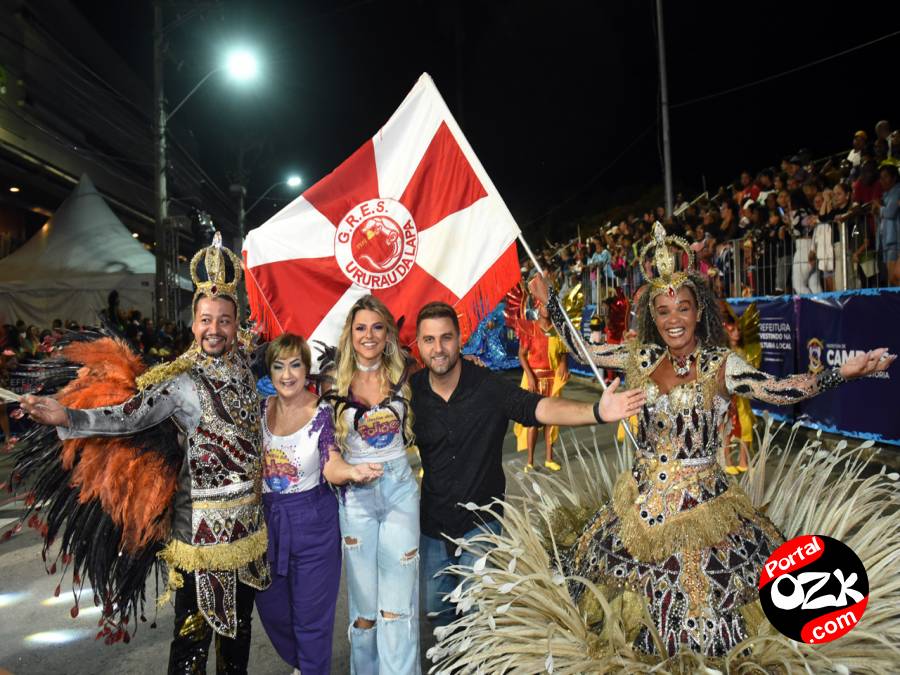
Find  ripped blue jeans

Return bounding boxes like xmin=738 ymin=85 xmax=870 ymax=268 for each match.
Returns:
xmin=339 ymin=456 xmax=421 ymax=674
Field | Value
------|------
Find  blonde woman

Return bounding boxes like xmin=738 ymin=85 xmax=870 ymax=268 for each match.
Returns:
xmin=325 ymin=295 xmax=420 ymax=675
xmin=255 ymin=333 xmax=381 ymax=675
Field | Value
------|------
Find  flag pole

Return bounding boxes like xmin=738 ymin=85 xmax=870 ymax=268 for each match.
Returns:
xmin=516 ymin=233 xmax=638 ymax=448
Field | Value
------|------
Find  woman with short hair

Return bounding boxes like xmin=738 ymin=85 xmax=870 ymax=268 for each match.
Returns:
xmin=255 ymin=332 xmax=381 ymax=675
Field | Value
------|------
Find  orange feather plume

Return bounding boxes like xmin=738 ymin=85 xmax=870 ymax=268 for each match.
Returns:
xmin=55 ymin=338 xmax=179 ymax=552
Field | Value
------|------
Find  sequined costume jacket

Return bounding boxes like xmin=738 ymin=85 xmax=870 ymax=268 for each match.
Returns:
xmin=57 ymin=347 xmax=270 ymax=638
xmin=545 ymin=295 xmax=845 ymax=658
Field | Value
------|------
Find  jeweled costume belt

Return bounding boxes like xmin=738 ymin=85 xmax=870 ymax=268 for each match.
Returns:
xmin=632 ymin=449 xmax=718 ymax=470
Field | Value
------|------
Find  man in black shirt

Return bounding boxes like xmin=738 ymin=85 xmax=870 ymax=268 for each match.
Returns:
xmin=412 ymin=301 xmax=646 ymax=627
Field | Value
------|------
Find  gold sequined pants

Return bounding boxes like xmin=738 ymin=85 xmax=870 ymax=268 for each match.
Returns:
xmin=167 ymin=569 xmax=255 ymax=675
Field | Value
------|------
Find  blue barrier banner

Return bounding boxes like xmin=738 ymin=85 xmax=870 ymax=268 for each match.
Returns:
xmin=731 ymin=289 xmax=900 ymax=445
xmin=794 ymin=293 xmax=900 ymax=444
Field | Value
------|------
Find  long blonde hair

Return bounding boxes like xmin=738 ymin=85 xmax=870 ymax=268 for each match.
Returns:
xmin=333 ymin=295 xmax=414 ymax=449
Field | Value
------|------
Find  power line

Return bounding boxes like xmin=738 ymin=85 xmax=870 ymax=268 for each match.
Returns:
xmin=671 ymin=28 xmax=900 ymax=109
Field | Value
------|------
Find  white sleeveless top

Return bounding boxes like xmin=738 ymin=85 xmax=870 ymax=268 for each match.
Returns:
xmin=262 ymin=399 xmax=336 ymax=494
xmin=341 ymin=399 xmax=408 ymax=465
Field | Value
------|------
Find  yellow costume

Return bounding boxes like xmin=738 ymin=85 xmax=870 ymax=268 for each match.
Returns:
xmin=513 ymin=332 xmax=568 ymax=450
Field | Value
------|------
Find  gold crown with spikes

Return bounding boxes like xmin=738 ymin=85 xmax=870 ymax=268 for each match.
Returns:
xmin=640 ymin=222 xmax=696 ymax=302
xmin=190 ymin=231 xmax=243 ymax=311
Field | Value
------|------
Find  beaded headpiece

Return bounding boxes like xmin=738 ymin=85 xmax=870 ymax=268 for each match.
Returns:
xmin=641 ymin=222 xmax=696 ymax=303
xmin=190 ymin=231 xmax=243 ymax=313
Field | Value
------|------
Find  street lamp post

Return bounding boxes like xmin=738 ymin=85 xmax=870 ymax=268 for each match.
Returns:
xmin=152 ymin=0 xmax=259 ymax=323
xmin=153 ymin=0 xmax=168 ymax=324
xmin=227 ymin=176 xmax=299 ymax=318
xmin=655 ymin=0 xmax=674 ymax=218
xmin=230 ymin=182 xmax=247 ymax=249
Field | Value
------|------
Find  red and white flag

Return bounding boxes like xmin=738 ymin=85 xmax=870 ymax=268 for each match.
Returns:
xmin=243 ymin=73 xmax=521 ymax=359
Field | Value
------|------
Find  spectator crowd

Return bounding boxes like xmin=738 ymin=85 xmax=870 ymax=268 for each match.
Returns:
xmin=531 ymin=119 xmax=900 ymax=303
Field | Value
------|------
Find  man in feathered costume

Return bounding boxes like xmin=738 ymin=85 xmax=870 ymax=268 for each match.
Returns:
xmin=16 ymin=233 xmax=269 ymax=674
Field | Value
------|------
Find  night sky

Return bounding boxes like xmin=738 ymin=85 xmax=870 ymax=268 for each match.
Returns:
xmin=85 ymin=1 xmax=900 ymax=238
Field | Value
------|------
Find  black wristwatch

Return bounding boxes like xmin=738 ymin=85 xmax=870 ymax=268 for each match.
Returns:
xmin=592 ymin=400 xmax=606 ymax=424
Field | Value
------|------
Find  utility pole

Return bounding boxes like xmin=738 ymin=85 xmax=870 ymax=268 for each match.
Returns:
xmin=230 ymin=136 xmax=248 ymax=316
xmin=153 ymin=0 xmax=171 ymax=323
xmin=655 ymin=0 xmax=674 ymax=218
xmin=232 ymin=184 xmax=246 ymax=245
xmin=230 ymin=141 xmax=250 ymax=252
xmin=230 ymin=182 xmax=247 ymax=317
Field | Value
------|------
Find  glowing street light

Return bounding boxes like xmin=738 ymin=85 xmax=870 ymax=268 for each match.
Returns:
xmin=286 ymin=175 xmax=302 ymax=188
xmin=165 ymin=51 xmax=259 ymax=123
xmin=225 ymin=50 xmax=259 ymax=82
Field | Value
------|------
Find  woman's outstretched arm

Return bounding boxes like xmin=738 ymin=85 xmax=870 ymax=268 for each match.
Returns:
xmin=720 ymin=348 xmax=895 ymax=404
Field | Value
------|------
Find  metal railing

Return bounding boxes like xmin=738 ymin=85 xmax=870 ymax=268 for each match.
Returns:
xmin=726 ymin=214 xmax=881 ymax=297
xmin=558 ymin=262 xmax=625 ymax=306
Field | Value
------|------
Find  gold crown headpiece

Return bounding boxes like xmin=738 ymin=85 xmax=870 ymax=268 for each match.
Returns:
xmin=640 ymin=222 xmax=696 ymax=302
xmin=190 ymin=231 xmax=243 ymax=312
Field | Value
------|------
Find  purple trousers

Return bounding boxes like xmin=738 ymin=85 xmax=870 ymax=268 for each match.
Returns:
xmin=255 ymin=483 xmax=341 ymax=674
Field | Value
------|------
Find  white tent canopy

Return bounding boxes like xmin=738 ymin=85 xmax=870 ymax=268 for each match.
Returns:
xmin=0 ymin=174 xmax=171 ymax=327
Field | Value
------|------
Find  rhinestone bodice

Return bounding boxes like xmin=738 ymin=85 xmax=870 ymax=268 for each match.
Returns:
xmin=626 ymin=345 xmax=732 ymax=527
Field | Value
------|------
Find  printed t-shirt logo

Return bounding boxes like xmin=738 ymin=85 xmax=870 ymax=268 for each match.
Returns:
xmin=335 ymin=198 xmax=418 ymax=289
xmin=263 ymin=447 xmax=301 ymax=492
xmin=358 ymin=408 xmax=401 ymax=449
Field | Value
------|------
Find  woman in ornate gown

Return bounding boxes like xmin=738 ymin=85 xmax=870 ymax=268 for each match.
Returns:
xmin=428 ymin=224 xmax=897 ymax=673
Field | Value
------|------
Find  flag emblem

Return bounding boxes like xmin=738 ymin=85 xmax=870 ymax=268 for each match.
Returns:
xmin=335 ymin=198 xmax=418 ymax=289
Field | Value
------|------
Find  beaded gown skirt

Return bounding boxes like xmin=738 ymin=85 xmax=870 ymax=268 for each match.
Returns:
xmin=560 ymin=381 xmax=784 ymax=658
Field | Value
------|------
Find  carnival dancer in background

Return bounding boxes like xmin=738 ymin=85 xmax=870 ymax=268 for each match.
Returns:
xmin=254 ymin=332 xmax=381 ymax=675
xmin=514 ymin=299 xmax=569 ymax=472
xmin=323 ymin=295 xmax=420 ymax=675
xmin=459 ymin=294 xmax=520 ymax=371
xmin=720 ymin=301 xmax=761 ymax=474
xmin=18 ymin=233 xmax=270 ymax=674
xmin=428 ymin=223 xmax=895 ymax=673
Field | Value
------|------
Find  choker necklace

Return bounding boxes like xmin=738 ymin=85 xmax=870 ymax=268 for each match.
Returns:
xmin=666 ymin=345 xmax=699 ymax=377
xmin=355 ymin=359 xmax=380 ymax=372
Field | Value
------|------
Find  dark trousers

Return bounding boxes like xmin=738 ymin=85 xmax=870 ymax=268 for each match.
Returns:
xmin=167 ymin=570 xmax=255 ymax=675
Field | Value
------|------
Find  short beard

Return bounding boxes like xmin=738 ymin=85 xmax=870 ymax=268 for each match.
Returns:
xmin=200 ymin=338 xmax=231 ymax=356
xmin=427 ymin=350 xmax=459 ymax=375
